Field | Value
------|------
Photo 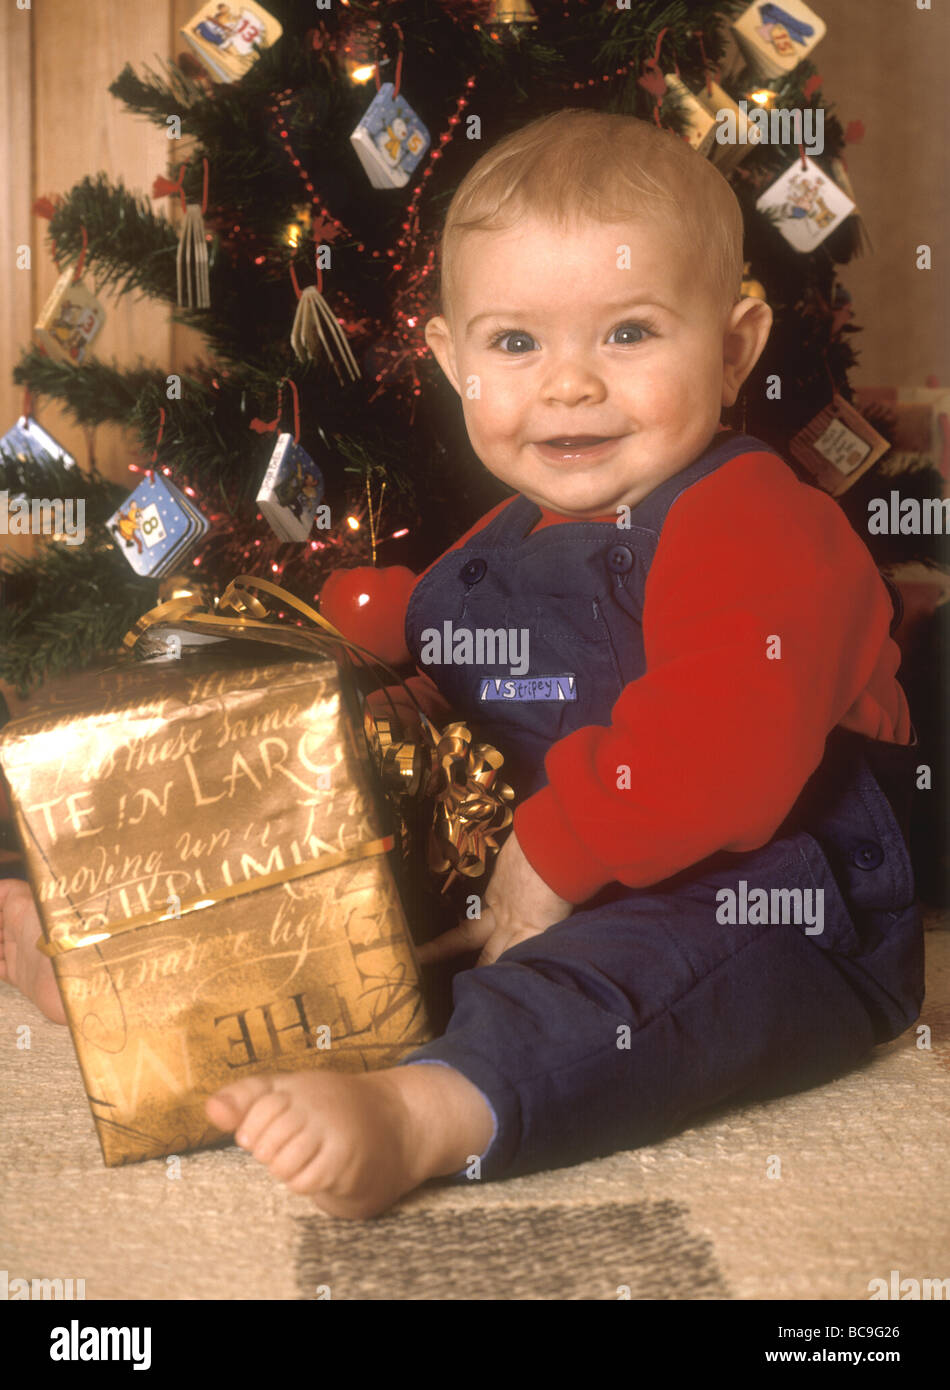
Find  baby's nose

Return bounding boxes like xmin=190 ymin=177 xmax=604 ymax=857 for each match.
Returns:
xmin=540 ymin=357 xmax=607 ymax=405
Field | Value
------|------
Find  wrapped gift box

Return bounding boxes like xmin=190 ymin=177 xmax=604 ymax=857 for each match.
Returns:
xmin=0 ymin=645 xmax=431 ymax=1166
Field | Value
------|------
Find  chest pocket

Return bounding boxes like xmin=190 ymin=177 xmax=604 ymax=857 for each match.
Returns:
xmin=460 ymin=591 xmax=613 ymax=649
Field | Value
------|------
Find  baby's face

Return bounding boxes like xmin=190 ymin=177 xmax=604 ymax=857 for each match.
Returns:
xmin=427 ymin=214 xmax=758 ymax=519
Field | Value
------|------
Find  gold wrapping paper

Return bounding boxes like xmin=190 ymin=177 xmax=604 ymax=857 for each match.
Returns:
xmin=0 ymin=646 xmax=431 ymax=1166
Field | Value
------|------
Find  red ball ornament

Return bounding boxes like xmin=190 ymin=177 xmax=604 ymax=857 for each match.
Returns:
xmin=319 ymin=565 xmax=416 ymax=666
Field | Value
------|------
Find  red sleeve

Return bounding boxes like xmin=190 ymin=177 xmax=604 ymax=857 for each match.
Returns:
xmin=514 ymin=451 xmax=899 ymax=903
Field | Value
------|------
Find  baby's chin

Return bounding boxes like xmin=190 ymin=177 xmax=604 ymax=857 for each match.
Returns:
xmin=521 ymin=485 xmax=628 ymax=520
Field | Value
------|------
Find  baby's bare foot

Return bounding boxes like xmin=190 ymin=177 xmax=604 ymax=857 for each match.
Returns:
xmin=0 ymin=878 xmax=66 ymax=1024
xmin=205 ymin=1063 xmax=494 ymax=1219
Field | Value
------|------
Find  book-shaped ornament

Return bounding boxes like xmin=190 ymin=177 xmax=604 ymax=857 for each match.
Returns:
xmin=663 ymin=75 xmax=763 ymax=172
xmin=351 ymin=83 xmax=431 ymax=189
xmin=732 ymin=1 xmax=826 ymax=80
xmin=34 ymin=270 xmax=105 ymax=367
xmin=0 ymin=416 xmax=76 ymax=474
xmin=756 ymin=156 xmax=855 ymax=253
xmin=181 ymin=2 xmax=281 ymax=83
xmin=790 ymin=395 xmax=889 ymax=496
xmin=257 ymin=434 xmax=327 ymax=542
xmin=106 ymin=472 xmax=210 ymax=578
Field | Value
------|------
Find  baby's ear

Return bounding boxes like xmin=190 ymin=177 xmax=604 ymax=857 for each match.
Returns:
xmin=424 ymin=315 xmax=461 ymax=395
xmin=721 ymin=297 xmax=773 ymax=408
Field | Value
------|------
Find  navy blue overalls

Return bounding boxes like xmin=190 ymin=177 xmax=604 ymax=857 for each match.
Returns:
xmin=397 ymin=431 xmax=925 ymax=1180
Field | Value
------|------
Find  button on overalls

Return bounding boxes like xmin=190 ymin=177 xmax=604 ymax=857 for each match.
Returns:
xmin=398 ymin=432 xmax=925 ymax=1180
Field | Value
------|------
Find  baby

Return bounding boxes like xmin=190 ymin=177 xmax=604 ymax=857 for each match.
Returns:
xmin=0 ymin=110 xmax=923 ymax=1218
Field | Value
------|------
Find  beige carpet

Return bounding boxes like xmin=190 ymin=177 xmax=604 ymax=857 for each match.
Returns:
xmin=2 ymin=911 xmax=948 ymax=1302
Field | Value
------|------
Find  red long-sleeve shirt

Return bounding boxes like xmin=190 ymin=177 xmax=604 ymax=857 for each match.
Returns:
xmin=369 ymin=449 xmax=911 ymax=903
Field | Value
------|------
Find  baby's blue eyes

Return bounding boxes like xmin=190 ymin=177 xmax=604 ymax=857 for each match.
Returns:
xmin=488 ymin=323 xmax=651 ymax=353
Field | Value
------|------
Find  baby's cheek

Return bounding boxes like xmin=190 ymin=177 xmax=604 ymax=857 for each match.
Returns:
xmin=465 ymin=380 xmax=521 ymax=438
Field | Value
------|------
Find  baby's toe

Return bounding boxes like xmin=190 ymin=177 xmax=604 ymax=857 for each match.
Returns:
xmin=206 ymin=1075 xmax=276 ymax=1132
xmin=248 ymin=1106 xmax=308 ymax=1167
xmin=231 ymin=1089 xmax=292 ymax=1151
xmin=264 ymin=1123 xmax=324 ymax=1184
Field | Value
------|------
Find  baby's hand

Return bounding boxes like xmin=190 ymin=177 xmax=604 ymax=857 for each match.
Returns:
xmin=417 ymin=830 xmax=572 ymax=968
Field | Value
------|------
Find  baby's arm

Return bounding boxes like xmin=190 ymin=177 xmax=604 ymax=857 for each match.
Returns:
xmin=514 ymin=451 xmax=903 ymax=903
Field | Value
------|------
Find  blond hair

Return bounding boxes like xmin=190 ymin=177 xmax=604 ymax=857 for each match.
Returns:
xmin=438 ymin=108 xmax=745 ymax=319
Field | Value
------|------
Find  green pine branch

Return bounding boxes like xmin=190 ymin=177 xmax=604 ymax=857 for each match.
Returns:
xmin=108 ymin=58 xmax=211 ymax=123
xmin=0 ymin=541 xmax=158 ymax=698
xmin=13 ymin=350 xmax=162 ymax=429
xmin=43 ymin=174 xmax=178 ymax=300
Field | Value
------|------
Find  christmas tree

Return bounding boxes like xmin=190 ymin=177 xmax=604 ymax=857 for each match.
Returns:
xmin=1 ymin=0 xmax=946 ymax=902
xmin=0 ymin=0 xmax=912 ymax=681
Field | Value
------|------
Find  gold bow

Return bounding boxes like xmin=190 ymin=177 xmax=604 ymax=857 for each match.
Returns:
xmin=427 ymin=722 xmax=515 ymax=885
xmin=363 ymin=709 xmax=514 ymax=891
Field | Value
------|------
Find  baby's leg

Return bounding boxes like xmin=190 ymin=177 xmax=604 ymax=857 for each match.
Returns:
xmin=377 ymin=880 xmax=916 ymax=1183
xmin=0 ymin=878 xmax=65 ymax=1024
xmin=406 ymin=794 xmax=924 ymax=1182
xmin=207 ymin=857 xmax=887 ymax=1219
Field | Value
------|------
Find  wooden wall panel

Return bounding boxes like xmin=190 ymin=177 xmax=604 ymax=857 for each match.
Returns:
xmin=170 ymin=0 xmax=216 ymax=375
xmin=32 ymin=0 xmax=174 ymax=484
xmin=1 ymin=0 xmax=176 ymax=717
xmin=0 ymin=2 xmax=35 ymax=571
xmin=819 ymin=0 xmax=949 ymax=388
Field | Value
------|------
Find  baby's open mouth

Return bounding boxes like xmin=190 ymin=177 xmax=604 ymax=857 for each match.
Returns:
xmin=542 ymin=436 xmax=615 ymax=447
xmin=532 ymin=436 xmax=623 ymax=467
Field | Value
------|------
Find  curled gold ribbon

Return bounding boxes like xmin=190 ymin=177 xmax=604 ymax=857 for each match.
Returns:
xmin=124 ymin=574 xmax=438 ymax=750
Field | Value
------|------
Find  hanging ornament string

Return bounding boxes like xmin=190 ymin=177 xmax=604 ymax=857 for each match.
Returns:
xmin=288 ymin=255 xmax=361 ymax=384
xmin=693 ymin=28 xmax=714 ymax=98
xmin=72 ymin=226 xmax=88 ymax=283
xmin=32 ymin=195 xmax=87 ymax=281
xmin=373 ymin=21 xmax=404 ymax=96
xmin=250 ymin=378 xmax=301 ymax=444
xmin=127 ymin=407 xmax=167 ymax=485
xmin=638 ymin=27 xmax=670 ymax=125
xmin=148 ymin=407 xmax=166 ymax=483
